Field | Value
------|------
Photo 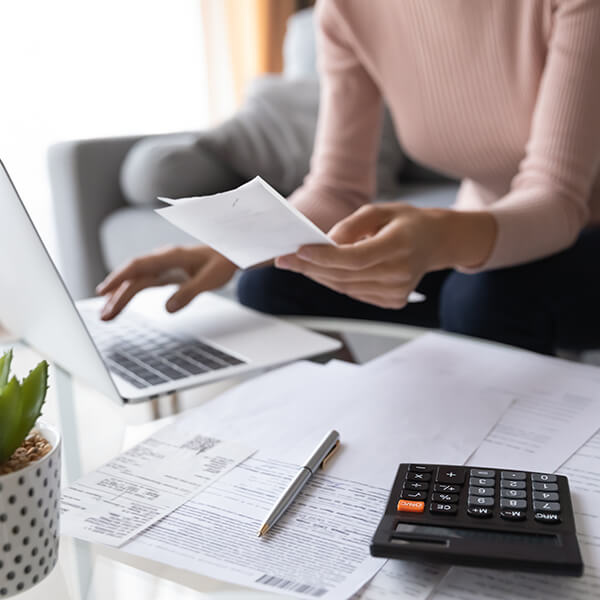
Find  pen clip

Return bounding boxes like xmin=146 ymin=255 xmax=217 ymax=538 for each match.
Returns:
xmin=320 ymin=439 xmax=340 ymax=470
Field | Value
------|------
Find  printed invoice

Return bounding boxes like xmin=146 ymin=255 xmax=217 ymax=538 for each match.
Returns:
xmin=60 ymin=420 xmax=254 ymax=547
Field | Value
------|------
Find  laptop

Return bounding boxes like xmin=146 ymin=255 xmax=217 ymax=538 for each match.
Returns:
xmin=0 ymin=161 xmax=340 ymax=403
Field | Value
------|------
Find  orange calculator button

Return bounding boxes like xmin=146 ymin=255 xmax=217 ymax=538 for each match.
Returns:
xmin=396 ymin=499 xmax=425 ymax=512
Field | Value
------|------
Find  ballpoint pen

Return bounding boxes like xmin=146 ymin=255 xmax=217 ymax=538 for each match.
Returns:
xmin=257 ymin=430 xmax=340 ymax=537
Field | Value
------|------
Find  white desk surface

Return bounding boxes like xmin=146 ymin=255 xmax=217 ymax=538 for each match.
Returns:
xmin=2 ymin=318 xmax=424 ymax=600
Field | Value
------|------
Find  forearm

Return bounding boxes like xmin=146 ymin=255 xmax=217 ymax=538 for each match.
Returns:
xmin=427 ymin=209 xmax=497 ymax=271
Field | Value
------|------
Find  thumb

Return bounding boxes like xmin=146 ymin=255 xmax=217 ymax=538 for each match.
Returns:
xmin=328 ymin=205 xmax=391 ymax=245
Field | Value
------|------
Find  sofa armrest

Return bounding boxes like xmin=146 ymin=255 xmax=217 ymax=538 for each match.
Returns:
xmin=48 ymin=136 xmax=144 ymax=299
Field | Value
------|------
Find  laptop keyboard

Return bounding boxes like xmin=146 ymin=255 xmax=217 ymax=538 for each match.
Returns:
xmin=81 ymin=310 xmax=246 ymax=389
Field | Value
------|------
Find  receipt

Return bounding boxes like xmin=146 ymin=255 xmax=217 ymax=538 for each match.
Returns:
xmin=156 ymin=176 xmax=332 ymax=269
xmin=60 ymin=420 xmax=255 ymax=547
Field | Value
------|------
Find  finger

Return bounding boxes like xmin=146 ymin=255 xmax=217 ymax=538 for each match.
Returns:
xmin=276 ymin=254 xmax=410 ymax=284
xmin=97 ymin=247 xmax=189 ymax=294
xmin=100 ymin=277 xmax=154 ymax=320
xmin=274 ymin=253 xmax=296 ymax=267
xmin=306 ymin=272 xmax=410 ymax=303
xmin=351 ymin=293 xmax=408 ymax=310
xmin=328 ymin=205 xmax=392 ymax=244
xmin=166 ymin=271 xmax=209 ymax=312
xmin=301 ymin=271 xmax=400 ymax=308
xmin=297 ymin=226 xmax=401 ymax=271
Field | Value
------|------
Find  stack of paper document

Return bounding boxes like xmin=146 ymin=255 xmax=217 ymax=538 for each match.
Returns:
xmin=61 ymin=333 xmax=600 ymax=599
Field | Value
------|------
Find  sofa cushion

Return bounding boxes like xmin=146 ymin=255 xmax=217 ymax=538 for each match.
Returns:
xmin=100 ymin=207 xmax=197 ymax=271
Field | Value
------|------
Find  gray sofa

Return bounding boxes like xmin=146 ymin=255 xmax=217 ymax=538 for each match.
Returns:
xmin=48 ymin=8 xmax=458 ymax=301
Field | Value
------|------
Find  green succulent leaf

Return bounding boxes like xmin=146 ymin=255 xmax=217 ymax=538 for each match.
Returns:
xmin=17 ymin=360 xmax=48 ymax=445
xmin=0 ymin=377 xmax=23 ymax=463
xmin=0 ymin=349 xmax=13 ymax=389
xmin=0 ymin=353 xmax=49 ymax=465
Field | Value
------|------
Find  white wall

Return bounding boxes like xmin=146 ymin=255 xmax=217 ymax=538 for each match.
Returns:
xmin=0 ymin=0 xmax=210 ymax=264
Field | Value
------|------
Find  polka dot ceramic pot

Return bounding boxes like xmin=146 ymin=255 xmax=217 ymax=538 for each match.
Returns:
xmin=0 ymin=423 xmax=60 ymax=597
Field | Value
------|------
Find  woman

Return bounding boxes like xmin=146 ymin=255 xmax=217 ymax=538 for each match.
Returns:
xmin=98 ymin=0 xmax=600 ymax=355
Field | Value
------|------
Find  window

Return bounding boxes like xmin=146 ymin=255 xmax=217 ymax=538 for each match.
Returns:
xmin=0 ymin=0 xmax=209 ymax=262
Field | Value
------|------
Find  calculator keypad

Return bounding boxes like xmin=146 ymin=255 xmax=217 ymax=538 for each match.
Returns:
xmin=396 ymin=499 xmax=425 ymax=513
xmin=436 ymin=467 xmax=465 ymax=484
xmin=396 ymin=465 xmax=564 ymax=525
xmin=372 ymin=463 xmax=582 ymax=577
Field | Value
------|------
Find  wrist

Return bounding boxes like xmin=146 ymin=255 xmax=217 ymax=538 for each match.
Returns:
xmin=426 ymin=209 xmax=497 ymax=271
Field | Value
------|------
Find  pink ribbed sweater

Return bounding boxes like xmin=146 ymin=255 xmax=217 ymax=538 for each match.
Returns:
xmin=290 ymin=0 xmax=600 ymax=270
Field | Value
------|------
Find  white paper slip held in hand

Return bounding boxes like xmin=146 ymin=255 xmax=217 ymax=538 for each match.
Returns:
xmin=157 ymin=176 xmax=425 ymax=302
xmin=157 ymin=176 xmax=332 ymax=269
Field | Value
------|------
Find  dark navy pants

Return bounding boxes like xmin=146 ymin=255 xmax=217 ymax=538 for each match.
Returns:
xmin=237 ymin=228 xmax=600 ymax=355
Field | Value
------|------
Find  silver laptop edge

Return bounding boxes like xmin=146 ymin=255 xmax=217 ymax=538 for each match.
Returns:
xmin=0 ymin=160 xmax=341 ymax=404
xmin=0 ymin=160 xmax=122 ymax=403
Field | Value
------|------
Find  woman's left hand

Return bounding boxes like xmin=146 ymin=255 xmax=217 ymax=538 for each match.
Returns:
xmin=275 ymin=203 xmax=450 ymax=309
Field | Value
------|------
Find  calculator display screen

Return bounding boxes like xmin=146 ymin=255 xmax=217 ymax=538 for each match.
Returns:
xmin=394 ymin=523 xmax=559 ymax=546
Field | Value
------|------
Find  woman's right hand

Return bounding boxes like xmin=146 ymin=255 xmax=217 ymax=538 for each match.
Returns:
xmin=96 ymin=245 xmax=237 ymax=320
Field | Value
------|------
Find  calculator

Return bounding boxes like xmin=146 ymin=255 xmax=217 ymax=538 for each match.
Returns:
xmin=370 ymin=464 xmax=583 ymax=576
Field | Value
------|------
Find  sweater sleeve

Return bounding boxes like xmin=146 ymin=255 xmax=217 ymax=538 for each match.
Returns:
xmin=289 ymin=0 xmax=383 ymax=233
xmin=471 ymin=0 xmax=600 ymax=271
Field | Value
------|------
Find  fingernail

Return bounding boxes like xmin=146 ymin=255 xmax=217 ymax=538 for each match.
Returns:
xmin=276 ymin=257 xmax=289 ymax=268
xmin=297 ymin=249 xmax=312 ymax=260
xmin=166 ymin=298 xmax=180 ymax=312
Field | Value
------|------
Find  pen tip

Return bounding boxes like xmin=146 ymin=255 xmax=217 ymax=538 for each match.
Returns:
xmin=258 ymin=524 xmax=269 ymax=537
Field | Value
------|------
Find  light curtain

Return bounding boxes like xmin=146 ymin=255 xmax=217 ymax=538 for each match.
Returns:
xmin=200 ymin=0 xmax=298 ymax=121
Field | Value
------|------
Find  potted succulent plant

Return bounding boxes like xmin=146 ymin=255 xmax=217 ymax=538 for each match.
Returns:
xmin=0 ymin=350 xmax=61 ymax=597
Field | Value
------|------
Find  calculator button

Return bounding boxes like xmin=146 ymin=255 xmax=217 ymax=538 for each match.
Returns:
xmin=533 ymin=501 xmax=560 ymax=513
xmin=533 ymin=491 xmax=559 ymax=502
xmin=501 ymin=471 xmax=526 ymax=480
xmin=500 ymin=489 xmax=526 ymax=499
xmin=468 ymin=496 xmax=494 ymax=507
xmin=430 ymin=502 xmax=458 ymax=515
xmin=399 ymin=490 xmax=428 ymax=501
xmin=532 ymin=473 xmax=557 ymax=483
xmin=406 ymin=472 xmax=432 ymax=482
xmin=470 ymin=469 xmax=496 ymax=478
xmin=404 ymin=481 xmax=430 ymax=491
xmin=432 ymin=493 xmax=459 ymax=503
xmin=500 ymin=480 xmax=526 ymax=490
xmin=408 ymin=464 xmax=433 ymax=473
xmin=434 ymin=484 xmax=460 ymax=493
xmin=534 ymin=512 xmax=561 ymax=524
xmin=532 ymin=482 xmax=558 ymax=492
xmin=501 ymin=509 xmax=526 ymax=521
xmin=469 ymin=477 xmax=495 ymax=487
xmin=467 ymin=506 xmax=493 ymax=518
xmin=397 ymin=499 xmax=425 ymax=513
xmin=500 ymin=498 xmax=527 ymax=510
xmin=436 ymin=467 xmax=465 ymax=484
xmin=468 ymin=486 xmax=494 ymax=497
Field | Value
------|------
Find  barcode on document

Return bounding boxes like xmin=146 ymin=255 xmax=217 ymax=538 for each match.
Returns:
xmin=256 ymin=574 xmax=328 ymax=597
